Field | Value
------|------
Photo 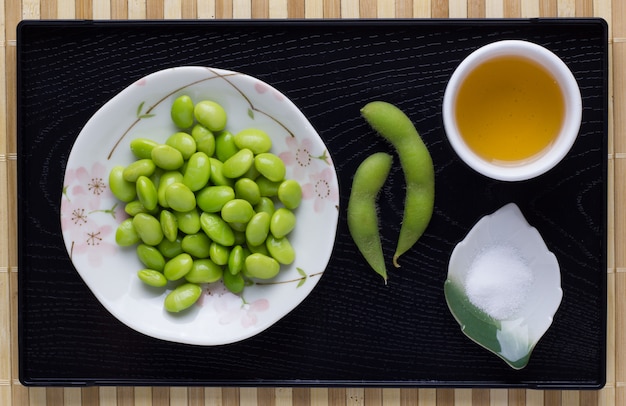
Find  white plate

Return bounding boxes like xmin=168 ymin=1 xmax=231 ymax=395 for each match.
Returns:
xmin=60 ymin=66 xmax=339 ymax=345
xmin=444 ymin=203 xmax=562 ymax=369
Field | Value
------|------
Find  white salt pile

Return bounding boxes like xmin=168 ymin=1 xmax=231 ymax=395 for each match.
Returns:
xmin=464 ymin=244 xmax=534 ymax=320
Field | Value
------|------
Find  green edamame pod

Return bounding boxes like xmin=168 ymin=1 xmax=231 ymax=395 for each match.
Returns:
xmin=361 ymin=101 xmax=435 ymax=268
xmin=347 ymin=152 xmax=392 ymax=283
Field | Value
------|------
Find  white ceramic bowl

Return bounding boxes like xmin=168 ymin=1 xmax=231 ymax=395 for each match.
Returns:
xmin=442 ymin=40 xmax=582 ymax=182
xmin=60 ymin=66 xmax=340 ymax=345
xmin=444 ymin=203 xmax=562 ymax=369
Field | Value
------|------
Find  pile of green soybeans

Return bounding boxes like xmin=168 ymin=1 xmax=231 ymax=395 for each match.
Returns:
xmin=109 ymin=95 xmax=302 ymax=313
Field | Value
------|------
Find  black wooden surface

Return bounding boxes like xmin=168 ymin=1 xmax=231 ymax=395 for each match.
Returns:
xmin=17 ymin=19 xmax=607 ymax=388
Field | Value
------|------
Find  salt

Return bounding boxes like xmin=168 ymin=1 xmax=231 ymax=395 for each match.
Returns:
xmin=464 ymin=244 xmax=534 ymax=320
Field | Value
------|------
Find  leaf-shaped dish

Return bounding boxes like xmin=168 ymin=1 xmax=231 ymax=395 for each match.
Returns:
xmin=444 ymin=203 xmax=562 ymax=369
xmin=60 ymin=66 xmax=339 ymax=345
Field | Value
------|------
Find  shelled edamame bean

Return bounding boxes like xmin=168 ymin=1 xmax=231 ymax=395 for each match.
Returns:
xmin=109 ymin=95 xmax=303 ymax=313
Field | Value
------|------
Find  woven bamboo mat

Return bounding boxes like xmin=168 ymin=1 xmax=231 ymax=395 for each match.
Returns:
xmin=1 ymin=0 xmax=622 ymax=405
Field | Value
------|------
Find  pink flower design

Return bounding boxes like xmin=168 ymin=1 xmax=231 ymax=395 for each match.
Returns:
xmin=279 ymin=136 xmax=332 ymax=181
xmin=301 ymin=167 xmax=339 ymax=213
xmin=70 ymin=222 xmax=117 ymax=267
xmin=254 ymin=82 xmax=284 ymax=101
xmin=201 ymin=282 xmax=270 ymax=328
xmin=62 ymin=162 xmax=122 ymax=266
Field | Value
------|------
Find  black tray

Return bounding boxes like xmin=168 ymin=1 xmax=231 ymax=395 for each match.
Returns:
xmin=17 ymin=19 xmax=608 ymax=388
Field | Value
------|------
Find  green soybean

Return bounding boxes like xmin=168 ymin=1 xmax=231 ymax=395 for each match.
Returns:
xmin=194 ymin=100 xmax=227 ymax=132
xmin=221 ymin=199 xmax=254 ymax=224
xmin=222 ymin=148 xmax=254 ymax=179
xmin=164 ymin=283 xmax=202 ymax=312
xmin=254 ymin=153 xmax=286 ymax=182
xmin=183 ymin=151 xmax=211 ymax=191
xmin=200 ymin=212 xmax=235 ymax=247
xmin=137 ymin=269 xmax=168 ymax=287
xmin=181 ymin=233 xmax=212 ymax=258
xmin=254 ymin=197 xmax=275 ymax=215
xmin=234 ymin=178 xmax=261 ymax=205
xmin=223 ymin=268 xmax=244 ymax=294
xmin=109 ymin=165 xmax=137 ymax=202
xmin=136 ymin=175 xmax=158 ymax=211
xmin=160 ymin=210 xmax=178 ymax=242
xmin=270 ymin=208 xmax=296 ymax=239
xmin=277 ymin=179 xmax=302 ymax=210
xmin=196 ymin=185 xmax=235 ymax=213
xmin=234 ymin=128 xmax=272 ymax=154
xmin=185 ymin=259 xmax=223 ymax=284
xmin=165 ymin=182 xmax=196 ymax=212
xmin=228 ymin=245 xmax=244 ymax=275
xmin=163 ymin=253 xmax=193 ymax=281
xmin=130 ymin=138 xmax=159 ymax=159
xmin=158 ymin=236 xmax=184 ymax=258
xmin=215 ymin=131 xmax=239 ymax=162
xmin=191 ymin=124 xmax=216 ymax=157
xmin=174 ymin=209 xmax=201 ymax=235
xmin=115 ymin=218 xmax=140 ymax=246
xmin=123 ymin=159 xmax=156 ymax=182
xmin=125 ymin=200 xmax=157 ymax=217
xmin=137 ymin=244 xmax=166 ymax=272
xmin=266 ymin=235 xmax=295 ymax=265
xmin=151 ymin=144 xmax=184 ymax=170
xmin=171 ymin=95 xmax=195 ymax=129
xmin=256 ymin=176 xmax=281 ymax=197
xmin=246 ymin=211 xmax=271 ymax=247
xmin=245 ymin=253 xmax=280 ymax=279
xmin=361 ymin=101 xmax=435 ymax=268
xmin=167 ymin=132 xmax=196 ymax=160
xmin=347 ymin=152 xmax=392 ymax=283
xmin=208 ymin=158 xmax=234 ymax=187
xmin=157 ymin=171 xmax=184 ymax=208
xmin=132 ymin=213 xmax=164 ymax=246
xmin=209 ymin=242 xmax=230 ymax=265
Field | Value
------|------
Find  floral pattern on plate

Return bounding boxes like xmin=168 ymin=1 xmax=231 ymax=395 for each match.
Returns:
xmin=61 ymin=66 xmax=339 ymax=345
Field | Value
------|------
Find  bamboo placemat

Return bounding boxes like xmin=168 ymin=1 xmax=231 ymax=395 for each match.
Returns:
xmin=1 ymin=0 xmax=621 ymax=405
